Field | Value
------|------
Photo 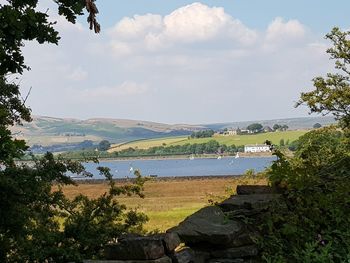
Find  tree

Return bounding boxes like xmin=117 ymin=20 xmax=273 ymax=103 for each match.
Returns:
xmin=297 ymin=27 xmax=350 ymax=130
xmin=281 ymin=124 xmax=289 ymax=131
xmin=313 ymin=122 xmax=322 ymax=129
xmin=258 ymin=28 xmax=350 ymax=262
xmin=246 ymin=123 xmax=263 ymax=133
xmin=98 ymin=140 xmax=111 ymax=151
xmin=0 ymin=1 xmax=147 ymax=262
xmin=273 ymin=124 xmax=281 ymax=131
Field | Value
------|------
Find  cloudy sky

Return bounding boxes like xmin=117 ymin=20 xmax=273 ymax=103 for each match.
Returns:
xmin=16 ymin=0 xmax=350 ymax=124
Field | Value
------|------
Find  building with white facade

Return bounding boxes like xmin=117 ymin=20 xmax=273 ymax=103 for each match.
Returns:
xmin=244 ymin=144 xmax=271 ymax=153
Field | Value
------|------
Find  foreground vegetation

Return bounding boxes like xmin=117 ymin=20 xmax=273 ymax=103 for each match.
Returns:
xmin=0 ymin=0 xmax=349 ymax=261
xmin=255 ymin=27 xmax=350 ymax=262
xmin=59 ymin=176 xmax=267 ymax=232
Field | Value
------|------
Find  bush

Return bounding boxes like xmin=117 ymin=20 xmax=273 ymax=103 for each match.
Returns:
xmin=257 ymin=127 xmax=350 ymax=262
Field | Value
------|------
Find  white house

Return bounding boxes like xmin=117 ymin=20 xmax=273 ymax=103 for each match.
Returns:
xmin=226 ymin=129 xmax=237 ymax=135
xmin=244 ymin=144 xmax=271 ymax=153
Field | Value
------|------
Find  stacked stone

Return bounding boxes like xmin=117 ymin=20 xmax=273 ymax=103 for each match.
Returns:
xmin=167 ymin=185 xmax=280 ymax=263
xmin=84 ymin=185 xmax=280 ymax=263
xmin=83 ymin=232 xmax=187 ymax=263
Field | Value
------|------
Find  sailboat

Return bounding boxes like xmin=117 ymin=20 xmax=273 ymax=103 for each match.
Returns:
xmin=235 ymin=152 xmax=240 ymax=159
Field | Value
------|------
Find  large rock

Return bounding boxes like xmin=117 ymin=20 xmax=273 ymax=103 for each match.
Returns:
xmin=191 ymin=249 xmax=210 ymax=263
xmin=163 ymin=232 xmax=181 ymax=253
xmin=104 ymin=237 xmax=165 ymax=260
xmin=219 ymin=194 xmax=279 ymax=212
xmin=84 ymin=256 xmax=172 ymax=263
xmin=168 ymin=206 xmax=243 ymax=246
xmin=236 ymin=185 xmax=274 ymax=195
xmin=170 ymin=247 xmax=194 ymax=263
xmin=211 ymin=245 xmax=258 ymax=259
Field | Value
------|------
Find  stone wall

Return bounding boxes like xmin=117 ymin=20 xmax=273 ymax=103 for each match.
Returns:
xmin=84 ymin=185 xmax=280 ymax=263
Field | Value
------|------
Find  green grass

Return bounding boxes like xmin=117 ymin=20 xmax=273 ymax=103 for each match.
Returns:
xmin=144 ymin=206 xmax=203 ymax=231
xmin=109 ymin=130 xmax=307 ymax=152
xmin=109 ymin=136 xmax=188 ymax=152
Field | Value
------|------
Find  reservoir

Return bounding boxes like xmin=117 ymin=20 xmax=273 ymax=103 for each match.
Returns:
xmin=82 ymin=157 xmax=276 ymax=179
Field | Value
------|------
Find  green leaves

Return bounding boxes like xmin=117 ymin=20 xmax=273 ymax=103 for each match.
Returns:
xmin=258 ymin=28 xmax=350 ymax=261
xmin=297 ymin=27 xmax=350 ymax=130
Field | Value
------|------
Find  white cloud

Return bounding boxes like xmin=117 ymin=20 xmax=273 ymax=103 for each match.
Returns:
xmin=163 ymin=3 xmax=257 ymax=45
xmin=110 ymin=14 xmax=163 ymax=39
xmin=266 ymin=17 xmax=306 ymax=42
xmin=108 ymin=2 xmax=257 ymax=54
xmin=18 ymin=2 xmax=334 ymax=123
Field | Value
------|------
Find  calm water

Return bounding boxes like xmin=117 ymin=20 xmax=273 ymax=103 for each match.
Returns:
xmin=81 ymin=157 xmax=276 ymax=179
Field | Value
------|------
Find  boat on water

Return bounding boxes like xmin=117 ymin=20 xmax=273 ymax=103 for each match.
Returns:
xmin=235 ymin=152 xmax=240 ymax=159
xmin=217 ymin=155 xmax=222 ymax=160
xmin=189 ymin=155 xmax=195 ymax=160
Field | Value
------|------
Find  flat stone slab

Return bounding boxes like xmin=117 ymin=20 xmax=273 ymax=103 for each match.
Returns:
xmin=236 ymin=185 xmax=274 ymax=195
xmin=84 ymin=256 xmax=172 ymax=263
xmin=104 ymin=237 xmax=165 ymax=260
xmin=219 ymin=194 xmax=280 ymax=212
xmin=211 ymin=245 xmax=258 ymax=258
xmin=168 ymin=206 xmax=242 ymax=246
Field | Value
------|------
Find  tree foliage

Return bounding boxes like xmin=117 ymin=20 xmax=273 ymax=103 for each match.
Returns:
xmin=297 ymin=27 xmax=350 ymax=130
xmin=190 ymin=129 xmax=214 ymax=138
xmin=98 ymin=140 xmax=111 ymax=151
xmin=257 ymin=28 xmax=350 ymax=262
xmin=313 ymin=122 xmax=322 ymax=129
xmin=246 ymin=123 xmax=263 ymax=133
xmin=0 ymin=1 xmax=148 ymax=262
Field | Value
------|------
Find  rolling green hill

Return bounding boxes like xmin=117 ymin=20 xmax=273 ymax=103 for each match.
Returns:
xmin=12 ymin=115 xmax=334 ymax=150
xmin=109 ymin=130 xmax=307 ymax=152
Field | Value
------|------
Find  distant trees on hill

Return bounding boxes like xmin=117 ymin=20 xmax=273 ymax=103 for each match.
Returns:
xmin=98 ymin=140 xmax=111 ymax=151
xmin=190 ymin=130 xmax=214 ymax=138
xmin=313 ymin=123 xmax=322 ymax=129
xmin=246 ymin=123 xmax=263 ymax=133
xmin=272 ymin=124 xmax=289 ymax=131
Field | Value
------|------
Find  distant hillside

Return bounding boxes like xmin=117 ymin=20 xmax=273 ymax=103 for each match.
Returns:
xmin=11 ymin=115 xmax=336 ymax=152
xmin=202 ymin=116 xmax=336 ymax=131
xmin=11 ymin=116 xmax=203 ymax=147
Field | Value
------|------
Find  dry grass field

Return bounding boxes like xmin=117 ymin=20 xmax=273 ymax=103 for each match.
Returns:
xmin=60 ymin=177 xmax=267 ymax=232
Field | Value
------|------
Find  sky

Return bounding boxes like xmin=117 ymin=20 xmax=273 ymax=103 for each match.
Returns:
xmin=14 ymin=1 xmax=350 ymax=124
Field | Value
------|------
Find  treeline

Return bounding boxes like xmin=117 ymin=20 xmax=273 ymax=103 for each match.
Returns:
xmin=116 ymin=140 xmax=243 ymax=156
xmin=60 ymin=140 xmax=245 ymax=160
xmin=190 ymin=129 xmax=214 ymax=138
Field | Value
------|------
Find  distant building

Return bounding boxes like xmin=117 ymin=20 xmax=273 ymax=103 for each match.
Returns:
xmin=244 ymin=144 xmax=271 ymax=153
xmin=223 ymin=129 xmax=237 ymax=135
xmin=239 ymin=129 xmax=252 ymax=134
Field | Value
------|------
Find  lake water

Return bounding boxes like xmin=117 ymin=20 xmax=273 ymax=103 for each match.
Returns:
xmin=82 ymin=157 xmax=276 ymax=179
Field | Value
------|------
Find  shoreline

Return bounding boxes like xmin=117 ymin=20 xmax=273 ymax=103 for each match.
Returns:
xmin=73 ymin=174 xmax=245 ymax=184
xmin=91 ymin=152 xmax=274 ymax=162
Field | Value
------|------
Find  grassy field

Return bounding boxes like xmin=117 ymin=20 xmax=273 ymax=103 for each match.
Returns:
xmin=109 ymin=130 xmax=307 ymax=152
xmin=109 ymin=136 xmax=188 ymax=152
xmin=60 ymin=177 xmax=267 ymax=232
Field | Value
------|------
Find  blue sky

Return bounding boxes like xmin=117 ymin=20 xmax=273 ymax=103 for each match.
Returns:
xmin=16 ymin=1 xmax=350 ymax=124
xmin=92 ymin=0 xmax=349 ymax=33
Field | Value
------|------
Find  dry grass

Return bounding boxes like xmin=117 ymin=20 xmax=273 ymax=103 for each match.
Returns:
xmin=60 ymin=177 xmax=267 ymax=232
